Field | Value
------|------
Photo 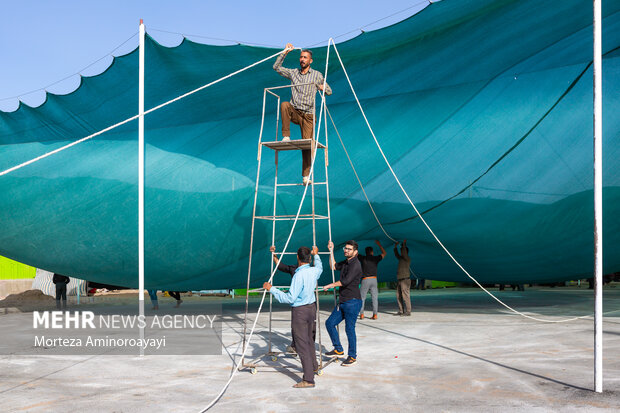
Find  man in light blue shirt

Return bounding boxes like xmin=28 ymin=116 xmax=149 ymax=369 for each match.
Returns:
xmin=264 ymin=245 xmax=322 ymax=388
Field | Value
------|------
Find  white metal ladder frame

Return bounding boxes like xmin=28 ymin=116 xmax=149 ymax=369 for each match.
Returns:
xmin=240 ymin=83 xmax=337 ymax=374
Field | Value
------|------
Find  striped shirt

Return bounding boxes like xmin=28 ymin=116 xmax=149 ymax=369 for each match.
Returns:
xmin=273 ymin=53 xmax=332 ymax=114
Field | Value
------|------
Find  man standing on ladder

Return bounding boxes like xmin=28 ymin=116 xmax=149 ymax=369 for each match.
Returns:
xmin=264 ymin=246 xmax=322 ymax=388
xmin=273 ymin=43 xmax=332 ymax=185
xmin=357 ymin=240 xmax=386 ymax=320
xmin=323 ymin=240 xmax=363 ymax=366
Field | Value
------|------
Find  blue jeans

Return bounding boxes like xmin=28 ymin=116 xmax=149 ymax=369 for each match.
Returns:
xmin=325 ymin=298 xmax=362 ymax=358
xmin=147 ymin=289 xmax=158 ymax=305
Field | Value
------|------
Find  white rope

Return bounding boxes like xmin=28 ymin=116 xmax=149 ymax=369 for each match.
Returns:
xmin=0 ymin=48 xmax=293 ymax=178
xmin=329 ymin=39 xmax=598 ymax=324
xmin=200 ymin=44 xmax=331 ymax=412
xmin=326 ymin=106 xmax=396 ymax=243
xmin=326 ymin=105 xmax=418 ymax=279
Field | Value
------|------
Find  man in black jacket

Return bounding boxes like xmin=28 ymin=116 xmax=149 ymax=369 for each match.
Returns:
xmin=323 ymin=240 xmax=363 ymax=366
xmin=52 ymin=273 xmax=70 ymax=309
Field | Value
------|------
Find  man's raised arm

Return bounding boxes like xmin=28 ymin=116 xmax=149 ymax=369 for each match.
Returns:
xmin=394 ymin=242 xmax=402 ymax=259
xmin=311 ymin=245 xmax=323 ymax=275
xmin=273 ymin=43 xmax=295 ymax=79
xmin=402 ymin=240 xmax=409 ymax=261
xmin=376 ymin=240 xmax=386 ymax=259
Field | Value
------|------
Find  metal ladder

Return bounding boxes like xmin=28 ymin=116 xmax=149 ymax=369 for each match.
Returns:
xmin=240 ymin=84 xmax=337 ymax=374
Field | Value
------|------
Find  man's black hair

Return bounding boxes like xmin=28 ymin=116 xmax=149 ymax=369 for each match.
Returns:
xmin=345 ymin=240 xmax=358 ymax=251
xmin=365 ymin=246 xmax=373 ymax=255
xmin=297 ymin=246 xmax=312 ymax=264
xmin=301 ymin=49 xmax=313 ymax=58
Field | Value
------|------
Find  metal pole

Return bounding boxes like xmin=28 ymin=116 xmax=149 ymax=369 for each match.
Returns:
xmin=138 ymin=19 xmax=145 ymax=357
xmin=276 ymin=97 xmax=281 ymax=141
xmin=268 ymin=292 xmax=273 ymax=354
xmin=272 ymin=151 xmax=278 ymax=255
xmin=269 ymin=147 xmax=278 ymax=356
xmin=593 ymin=0 xmax=603 ymax=394
xmin=310 ymin=95 xmax=317 ymax=247
xmin=323 ymin=107 xmax=336 ymax=309
xmin=323 ymin=44 xmax=338 ymax=310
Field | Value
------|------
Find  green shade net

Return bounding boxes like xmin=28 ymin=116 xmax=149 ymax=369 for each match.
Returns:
xmin=1 ymin=0 xmax=619 ymax=289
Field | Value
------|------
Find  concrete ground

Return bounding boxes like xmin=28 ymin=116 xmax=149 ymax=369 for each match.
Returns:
xmin=1 ymin=286 xmax=620 ymax=412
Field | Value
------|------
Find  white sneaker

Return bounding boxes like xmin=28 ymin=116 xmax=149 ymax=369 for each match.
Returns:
xmin=282 ymin=136 xmax=290 ymax=141
xmin=302 ymin=176 xmax=312 ymax=186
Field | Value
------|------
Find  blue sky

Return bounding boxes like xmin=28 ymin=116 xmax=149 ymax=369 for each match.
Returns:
xmin=0 ymin=0 xmax=430 ymax=112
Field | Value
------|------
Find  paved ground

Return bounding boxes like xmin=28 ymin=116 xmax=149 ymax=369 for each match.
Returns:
xmin=1 ymin=286 xmax=620 ymax=412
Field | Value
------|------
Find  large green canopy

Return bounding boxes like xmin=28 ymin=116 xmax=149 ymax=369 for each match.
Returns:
xmin=1 ymin=0 xmax=619 ymax=289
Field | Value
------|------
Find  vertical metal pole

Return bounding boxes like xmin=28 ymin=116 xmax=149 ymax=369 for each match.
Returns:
xmin=311 ymin=96 xmax=317 ymax=248
xmin=324 ymin=44 xmax=338 ymax=309
xmin=268 ymin=293 xmax=273 ymax=354
xmin=276 ymin=97 xmax=281 ymax=141
xmin=272 ymin=152 xmax=278 ymax=253
xmin=316 ymin=287 xmax=323 ymax=368
xmin=269 ymin=148 xmax=278 ymax=356
xmin=593 ymin=0 xmax=603 ymax=394
xmin=138 ymin=19 xmax=146 ymax=357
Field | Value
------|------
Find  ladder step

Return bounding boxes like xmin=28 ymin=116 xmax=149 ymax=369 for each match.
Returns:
xmin=262 ymin=139 xmax=326 ymax=151
xmin=276 ymin=181 xmax=327 ymax=187
xmin=255 ymin=214 xmax=329 ymax=221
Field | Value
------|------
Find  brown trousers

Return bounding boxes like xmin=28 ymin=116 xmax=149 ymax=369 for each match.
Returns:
xmin=291 ymin=302 xmax=318 ymax=384
xmin=281 ymin=101 xmax=315 ymax=177
xmin=396 ymin=278 xmax=412 ymax=314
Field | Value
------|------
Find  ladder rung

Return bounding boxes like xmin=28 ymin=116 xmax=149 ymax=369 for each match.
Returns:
xmin=272 ymin=251 xmax=333 ymax=255
xmin=276 ymin=181 xmax=327 ymax=187
xmin=255 ymin=214 xmax=329 ymax=221
xmin=249 ymin=286 xmax=330 ymax=292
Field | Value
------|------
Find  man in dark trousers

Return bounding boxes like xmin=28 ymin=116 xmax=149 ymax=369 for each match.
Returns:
xmin=52 ymin=273 xmax=70 ymax=309
xmin=357 ymin=240 xmax=386 ymax=320
xmin=394 ymin=240 xmax=412 ymax=316
xmin=323 ymin=240 xmax=363 ymax=366
xmin=264 ymin=245 xmax=322 ymax=388
xmin=168 ymin=291 xmax=183 ymax=308
xmin=270 ymin=245 xmax=317 ymax=354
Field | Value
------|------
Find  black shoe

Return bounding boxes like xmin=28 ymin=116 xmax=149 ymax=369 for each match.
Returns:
xmin=393 ymin=312 xmax=403 ymax=316
xmin=341 ymin=356 xmax=357 ymax=366
xmin=325 ymin=349 xmax=345 ymax=358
